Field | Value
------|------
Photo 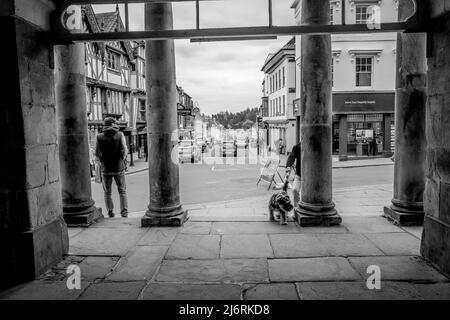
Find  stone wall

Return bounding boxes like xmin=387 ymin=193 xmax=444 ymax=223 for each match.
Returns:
xmin=0 ymin=1 xmax=68 ymax=289
xmin=421 ymin=4 xmax=450 ymax=277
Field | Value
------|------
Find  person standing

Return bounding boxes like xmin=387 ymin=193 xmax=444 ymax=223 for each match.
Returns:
xmin=285 ymin=142 xmax=301 ymax=207
xmin=95 ymin=117 xmax=129 ymax=218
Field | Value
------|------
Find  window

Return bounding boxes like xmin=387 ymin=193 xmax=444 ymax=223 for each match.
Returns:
xmin=139 ymin=99 xmax=146 ymax=121
xmin=278 ymin=70 xmax=281 ymax=89
xmin=107 ymin=50 xmax=120 ymax=71
xmin=282 ymin=95 xmax=286 ymax=115
xmin=330 ymin=4 xmax=334 ymax=25
xmin=356 ymin=56 xmax=373 ymax=87
xmin=278 ymin=97 xmax=281 ymax=115
xmin=275 ymin=73 xmax=278 ymax=91
xmin=331 ymin=57 xmax=334 ymax=87
xmin=355 ymin=5 xmax=373 ymax=24
xmin=282 ymin=67 xmax=285 ymax=87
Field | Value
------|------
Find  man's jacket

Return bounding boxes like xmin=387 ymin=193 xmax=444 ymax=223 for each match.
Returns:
xmin=95 ymin=125 xmax=128 ymax=175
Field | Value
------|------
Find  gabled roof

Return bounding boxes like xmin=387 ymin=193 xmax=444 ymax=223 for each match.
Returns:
xmin=96 ymin=12 xmax=119 ymax=33
xmin=261 ymin=37 xmax=295 ymax=73
xmin=82 ymin=5 xmax=134 ymax=62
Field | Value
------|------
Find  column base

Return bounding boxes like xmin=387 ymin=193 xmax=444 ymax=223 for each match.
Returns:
xmin=383 ymin=205 xmax=424 ymax=226
xmin=295 ymin=206 xmax=342 ymax=227
xmin=141 ymin=206 xmax=188 ymax=227
xmin=421 ymin=216 xmax=450 ymax=278
xmin=63 ymin=206 xmax=103 ymax=227
xmin=2 ymin=217 xmax=69 ymax=289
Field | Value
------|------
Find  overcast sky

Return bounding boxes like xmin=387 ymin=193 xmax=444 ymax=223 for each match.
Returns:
xmin=93 ymin=0 xmax=295 ymax=115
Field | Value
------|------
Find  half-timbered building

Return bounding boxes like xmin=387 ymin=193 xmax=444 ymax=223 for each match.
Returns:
xmin=82 ymin=5 xmax=134 ymax=151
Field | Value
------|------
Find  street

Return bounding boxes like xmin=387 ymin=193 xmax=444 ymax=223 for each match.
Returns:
xmin=91 ymin=157 xmax=394 ymax=214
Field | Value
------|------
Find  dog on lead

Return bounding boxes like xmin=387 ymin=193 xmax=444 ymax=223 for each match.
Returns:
xmin=268 ymin=176 xmax=294 ymax=225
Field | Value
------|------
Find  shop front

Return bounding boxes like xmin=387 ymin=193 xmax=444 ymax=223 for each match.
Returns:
xmin=332 ymin=92 xmax=395 ymax=160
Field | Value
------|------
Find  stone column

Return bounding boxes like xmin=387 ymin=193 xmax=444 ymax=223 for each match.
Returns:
xmin=55 ymin=43 xmax=103 ymax=227
xmin=339 ymin=115 xmax=348 ymax=161
xmin=141 ymin=2 xmax=187 ymax=227
xmin=295 ymin=0 xmax=341 ymax=226
xmin=383 ymin=1 xmax=426 ymax=226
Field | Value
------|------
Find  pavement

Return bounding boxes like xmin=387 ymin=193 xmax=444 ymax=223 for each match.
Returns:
xmin=2 ymin=183 xmax=450 ymax=300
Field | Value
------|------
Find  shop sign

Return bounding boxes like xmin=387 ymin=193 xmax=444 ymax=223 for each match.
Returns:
xmin=333 ymin=92 xmax=395 ymax=114
xmin=178 ymin=108 xmax=192 ymax=116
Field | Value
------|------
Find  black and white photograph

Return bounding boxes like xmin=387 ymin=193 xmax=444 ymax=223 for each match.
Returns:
xmin=1 ymin=0 xmax=449 ymax=313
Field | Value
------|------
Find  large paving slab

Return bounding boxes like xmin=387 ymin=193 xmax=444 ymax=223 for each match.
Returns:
xmin=343 ymin=217 xmax=404 ymax=233
xmin=243 ymin=283 xmax=299 ymax=300
xmin=78 ymin=281 xmax=146 ymax=300
xmin=179 ymin=222 xmax=212 ymax=235
xmin=90 ymin=217 xmax=142 ymax=229
xmin=401 ymin=226 xmax=423 ymax=239
xmin=364 ymin=232 xmax=421 ymax=256
xmin=68 ymin=228 xmax=85 ymax=239
xmin=166 ymin=234 xmax=220 ymax=259
xmin=348 ymin=256 xmax=449 ymax=282
xmin=220 ymin=235 xmax=274 ymax=258
xmin=268 ymin=257 xmax=362 ymax=282
xmin=269 ymin=234 xmax=329 ymax=258
xmin=137 ymin=227 xmax=179 ymax=246
xmin=211 ymin=222 xmax=301 ymax=235
xmin=190 ymin=215 xmax=268 ymax=222
xmin=269 ymin=233 xmax=383 ymax=258
xmin=78 ymin=256 xmax=120 ymax=281
xmin=69 ymin=227 xmax=147 ymax=256
xmin=106 ymin=246 xmax=167 ymax=281
xmin=0 ymin=281 xmax=89 ymax=300
xmin=155 ymin=259 xmax=269 ymax=283
xmin=319 ymin=233 xmax=385 ymax=257
xmin=296 ymin=281 xmax=422 ymax=300
xmin=412 ymin=283 xmax=450 ymax=300
xmin=142 ymin=283 xmax=242 ymax=300
xmin=296 ymin=225 xmax=350 ymax=234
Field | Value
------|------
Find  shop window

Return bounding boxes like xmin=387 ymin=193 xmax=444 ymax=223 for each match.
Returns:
xmin=365 ymin=114 xmax=383 ymax=122
xmin=348 ymin=114 xmax=365 ymax=122
xmin=356 ymin=56 xmax=373 ymax=87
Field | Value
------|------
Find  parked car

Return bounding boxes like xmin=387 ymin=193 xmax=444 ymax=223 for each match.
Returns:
xmin=179 ymin=140 xmax=201 ymax=163
xmin=222 ymin=140 xmax=237 ymax=157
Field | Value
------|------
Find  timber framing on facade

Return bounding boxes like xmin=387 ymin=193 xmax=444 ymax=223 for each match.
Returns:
xmin=52 ymin=0 xmax=426 ymax=44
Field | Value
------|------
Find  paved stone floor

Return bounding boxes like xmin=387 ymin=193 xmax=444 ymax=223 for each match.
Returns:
xmin=1 ymin=184 xmax=449 ymax=300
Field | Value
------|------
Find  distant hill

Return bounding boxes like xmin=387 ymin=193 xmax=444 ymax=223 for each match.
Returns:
xmin=211 ymin=108 xmax=259 ymax=130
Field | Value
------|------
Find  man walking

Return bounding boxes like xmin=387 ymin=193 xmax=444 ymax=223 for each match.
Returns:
xmin=285 ymin=142 xmax=301 ymax=207
xmin=95 ymin=117 xmax=129 ymax=218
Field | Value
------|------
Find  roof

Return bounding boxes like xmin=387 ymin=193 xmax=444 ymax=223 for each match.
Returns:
xmin=96 ymin=12 xmax=119 ymax=33
xmin=261 ymin=37 xmax=295 ymax=73
xmin=82 ymin=5 xmax=134 ymax=61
